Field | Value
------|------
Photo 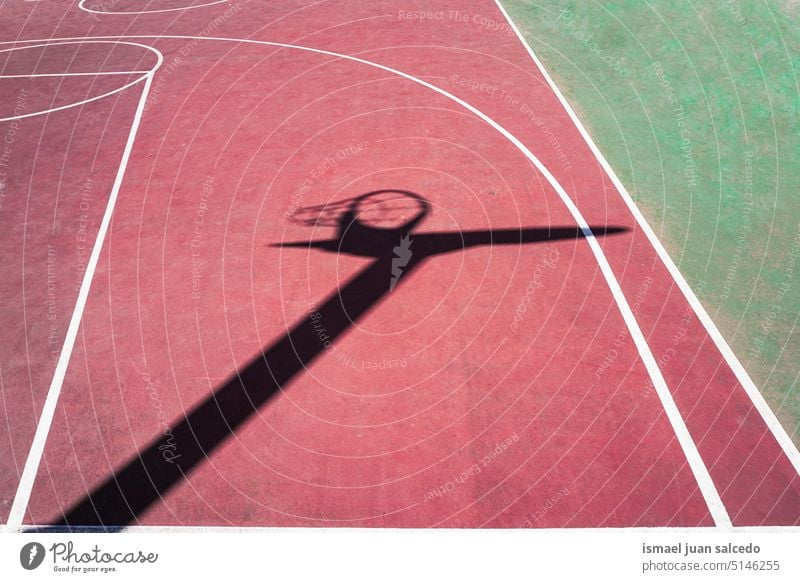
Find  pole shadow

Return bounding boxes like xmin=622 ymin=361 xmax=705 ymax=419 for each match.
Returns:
xmin=47 ymin=189 xmax=626 ymax=529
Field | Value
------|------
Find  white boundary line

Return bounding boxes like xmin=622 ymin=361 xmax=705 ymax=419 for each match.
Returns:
xmin=0 ymin=76 xmax=147 ymax=123
xmin=2 ymin=524 xmax=798 ymax=534
xmin=5 ymin=67 xmax=159 ymax=530
xmin=78 ymin=0 xmax=227 ymax=15
xmin=0 ymin=71 xmax=151 ymax=78
xmin=494 ymin=0 xmax=800 ymax=476
xmin=1 ymin=34 xmax=729 ymax=526
xmin=0 ymin=41 xmax=161 ymax=122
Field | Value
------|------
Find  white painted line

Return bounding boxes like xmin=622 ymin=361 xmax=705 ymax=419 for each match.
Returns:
xmin=78 ymin=0 xmax=227 ymax=15
xmin=0 ymin=40 xmax=162 ymax=67
xmin=0 ymin=34 xmax=729 ymax=526
xmin=5 ymin=71 xmax=157 ymax=530
xmin=493 ymin=0 xmax=800 ymax=477
xmin=0 ymin=40 xmax=162 ymax=122
xmin=2 ymin=523 xmax=797 ymax=533
xmin=0 ymin=71 xmax=151 ymax=78
xmin=0 ymin=76 xmax=147 ymax=122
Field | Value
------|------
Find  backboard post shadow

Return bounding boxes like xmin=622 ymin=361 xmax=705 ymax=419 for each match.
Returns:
xmin=46 ymin=190 xmax=626 ymax=529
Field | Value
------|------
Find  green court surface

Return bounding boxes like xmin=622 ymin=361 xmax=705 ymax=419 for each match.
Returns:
xmin=502 ymin=0 xmax=800 ymax=446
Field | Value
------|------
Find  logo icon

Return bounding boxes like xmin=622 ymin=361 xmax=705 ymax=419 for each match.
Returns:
xmin=390 ymin=235 xmax=413 ymax=291
xmin=20 ymin=542 xmax=46 ymax=570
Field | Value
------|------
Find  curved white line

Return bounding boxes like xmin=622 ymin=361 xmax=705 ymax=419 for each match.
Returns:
xmin=0 ymin=75 xmax=147 ymax=123
xmin=0 ymin=41 xmax=163 ymax=122
xmin=0 ymin=39 xmax=164 ymax=64
xmin=0 ymin=71 xmax=151 ymax=78
xmin=494 ymin=0 xmax=800 ymax=488
xmin=78 ymin=0 xmax=227 ymax=15
xmin=2 ymin=33 xmax=731 ymax=526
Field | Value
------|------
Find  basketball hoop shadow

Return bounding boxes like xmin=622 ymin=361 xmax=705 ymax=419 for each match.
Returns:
xmin=50 ymin=190 xmax=626 ymax=528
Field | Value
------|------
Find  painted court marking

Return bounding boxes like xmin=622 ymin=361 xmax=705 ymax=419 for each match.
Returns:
xmin=0 ymin=33 xmax=730 ymax=527
xmin=78 ymin=0 xmax=228 ymax=16
xmin=0 ymin=71 xmax=151 ymax=78
xmin=2 ymin=524 xmax=798 ymax=533
xmin=493 ymin=0 xmax=800 ymax=477
xmin=6 ymin=25 xmax=794 ymax=527
xmin=5 ymin=49 xmax=161 ymax=529
xmin=0 ymin=76 xmax=148 ymax=123
xmin=0 ymin=40 xmax=162 ymax=122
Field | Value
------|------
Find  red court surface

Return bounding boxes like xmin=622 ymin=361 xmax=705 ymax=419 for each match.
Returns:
xmin=1 ymin=0 xmax=798 ymax=530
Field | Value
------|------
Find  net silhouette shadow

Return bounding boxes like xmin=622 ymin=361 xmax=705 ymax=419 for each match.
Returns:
xmin=46 ymin=189 xmax=627 ymax=529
